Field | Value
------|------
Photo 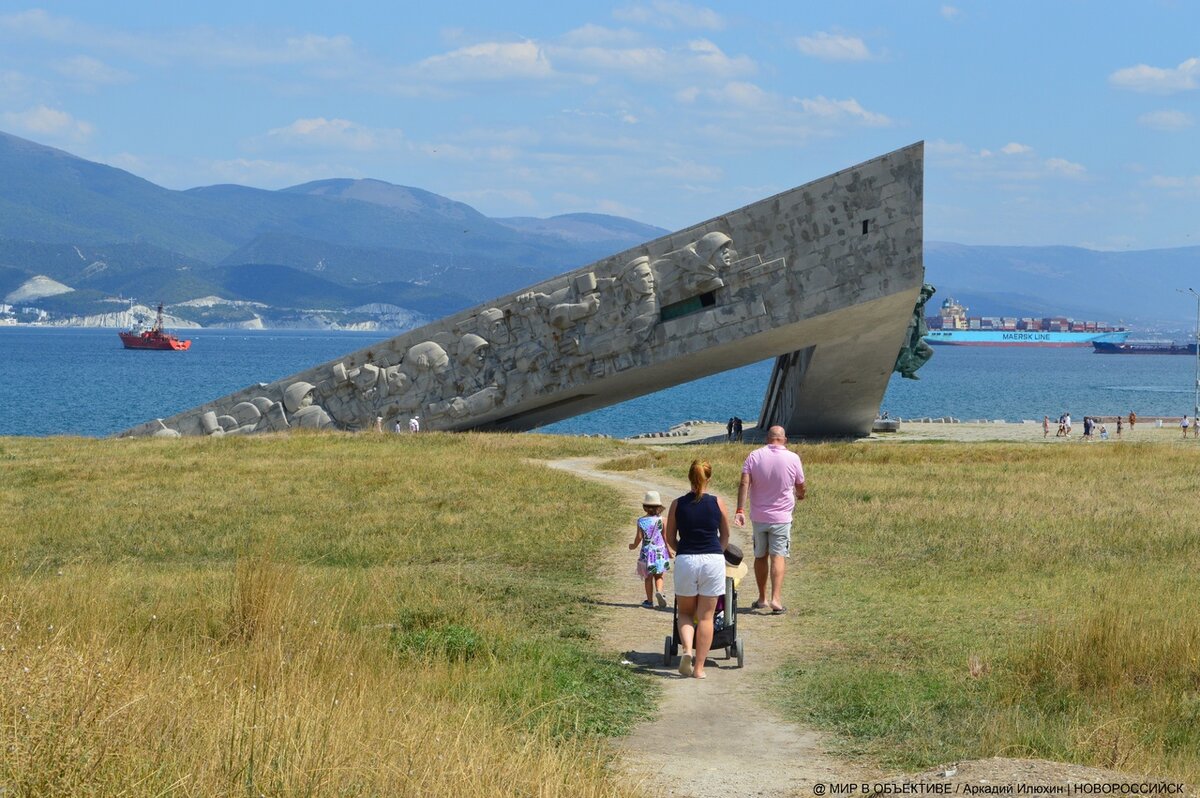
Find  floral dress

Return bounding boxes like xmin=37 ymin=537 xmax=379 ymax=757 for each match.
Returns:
xmin=636 ymin=515 xmax=671 ymax=578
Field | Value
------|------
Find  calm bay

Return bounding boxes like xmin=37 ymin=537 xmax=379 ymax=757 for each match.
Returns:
xmin=0 ymin=326 xmax=1195 ymax=438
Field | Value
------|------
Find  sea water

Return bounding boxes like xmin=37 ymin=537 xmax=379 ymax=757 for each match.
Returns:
xmin=0 ymin=326 xmax=1196 ymax=438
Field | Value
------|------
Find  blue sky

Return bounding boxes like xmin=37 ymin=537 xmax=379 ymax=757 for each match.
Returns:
xmin=1 ymin=1 xmax=1197 ymax=250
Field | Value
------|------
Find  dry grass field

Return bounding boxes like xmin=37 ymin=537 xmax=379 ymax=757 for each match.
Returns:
xmin=611 ymin=441 xmax=1200 ymax=781
xmin=4 ymin=431 xmax=1198 ymax=794
xmin=0 ymin=432 xmax=645 ymax=797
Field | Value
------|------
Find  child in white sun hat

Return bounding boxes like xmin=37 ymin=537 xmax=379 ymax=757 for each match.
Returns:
xmin=629 ymin=490 xmax=671 ymax=608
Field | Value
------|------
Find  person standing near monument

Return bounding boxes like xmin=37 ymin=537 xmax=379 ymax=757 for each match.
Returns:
xmin=733 ymin=425 xmax=805 ymax=614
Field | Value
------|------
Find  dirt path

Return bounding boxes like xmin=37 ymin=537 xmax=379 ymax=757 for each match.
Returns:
xmin=547 ymin=457 xmax=1184 ymax=797
xmin=547 ymin=457 xmax=874 ymax=797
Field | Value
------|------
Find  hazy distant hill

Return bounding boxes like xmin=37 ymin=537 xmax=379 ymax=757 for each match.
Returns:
xmin=0 ymin=130 xmax=669 ymax=325
xmin=2 ymin=129 xmax=1197 ymax=330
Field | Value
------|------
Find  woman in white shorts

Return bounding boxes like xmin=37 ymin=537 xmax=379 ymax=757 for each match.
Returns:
xmin=663 ymin=459 xmax=730 ymax=679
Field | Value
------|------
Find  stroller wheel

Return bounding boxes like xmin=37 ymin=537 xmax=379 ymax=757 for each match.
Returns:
xmin=734 ymin=638 xmax=745 ymax=668
xmin=663 ymin=635 xmax=673 ymax=666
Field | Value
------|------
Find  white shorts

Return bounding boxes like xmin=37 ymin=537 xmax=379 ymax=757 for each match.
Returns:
xmin=674 ymin=553 xmax=726 ymax=597
xmin=752 ymin=521 xmax=792 ymax=558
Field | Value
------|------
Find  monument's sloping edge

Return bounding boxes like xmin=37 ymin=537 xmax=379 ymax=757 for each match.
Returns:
xmin=122 ymin=142 xmax=923 ymax=439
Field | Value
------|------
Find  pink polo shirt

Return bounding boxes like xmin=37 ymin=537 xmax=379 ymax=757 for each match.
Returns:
xmin=742 ymin=444 xmax=805 ymax=524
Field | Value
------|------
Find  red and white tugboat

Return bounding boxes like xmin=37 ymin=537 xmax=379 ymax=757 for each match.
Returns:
xmin=118 ymin=303 xmax=191 ymax=351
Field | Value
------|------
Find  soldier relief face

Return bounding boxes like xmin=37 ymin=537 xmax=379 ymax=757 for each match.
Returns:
xmin=625 ymin=262 xmax=655 ymax=296
xmin=716 ymin=243 xmax=733 ymax=267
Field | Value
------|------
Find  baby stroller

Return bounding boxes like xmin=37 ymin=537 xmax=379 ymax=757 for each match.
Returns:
xmin=663 ymin=545 xmax=745 ymax=668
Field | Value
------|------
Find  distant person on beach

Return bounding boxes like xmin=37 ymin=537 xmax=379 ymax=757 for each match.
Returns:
xmin=629 ymin=491 xmax=670 ymax=609
xmin=1064 ymin=413 xmax=1072 ymax=436
xmin=734 ymin=416 xmax=744 ymax=442
xmin=1116 ymin=416 xmax=1123 ymax=437
xmin=1043 ymin=416 xmax=1050 ymax=438
xmin=1182 ymin=416 xmax=1190 ymax=438
xmin=1099 ymin=424 xmax=1109 ymax=440
xmin=1129 ymin=411 xmax=1137 ymax=430
xmin=1082 ymin=416 xmax=1093 ymax=441
xmin=735 ymin=425 xmax=805 ymax=615
xmin=727 ymin=417 xmax=735 ymax=442
xmin=664 ymin=460 xmax=730 ymax=679
xmin=409 ymin=416 xmax=420 ymax=433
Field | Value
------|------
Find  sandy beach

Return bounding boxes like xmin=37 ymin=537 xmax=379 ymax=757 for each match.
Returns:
xmin=626 ymin=418 xmax=1200 ymax=445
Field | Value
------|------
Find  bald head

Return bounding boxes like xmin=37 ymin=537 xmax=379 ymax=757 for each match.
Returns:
xmin=766 ymin=425 xmax=786 ymax=443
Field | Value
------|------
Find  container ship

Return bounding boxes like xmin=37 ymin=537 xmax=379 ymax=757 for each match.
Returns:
xmin=925 ymin=298 xmax=1129 ymax=347
xmin=1092 ymin=340 xmax=1198 ymax=355
xmin=118 ymin=303 xmax=191 ymax=351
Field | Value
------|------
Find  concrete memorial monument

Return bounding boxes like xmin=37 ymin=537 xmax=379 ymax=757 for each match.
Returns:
xmin=124 ymin=143 xmax=925 ymax=440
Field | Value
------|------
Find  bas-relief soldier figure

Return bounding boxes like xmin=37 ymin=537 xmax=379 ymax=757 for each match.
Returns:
xmin=427 ymin=333 xmax=506 ymax=423
xmin=894 ymin=283 xmax=936 ymax=380
xmin=513 ymin=272 xmax=603 ymax=390
xmin=157 ymin=231 xmax=737 ymax=436
xmin=583 ymin=255 xmax=661 ymax=372
xmin=653 ymin=231 xmax=733 ymax=297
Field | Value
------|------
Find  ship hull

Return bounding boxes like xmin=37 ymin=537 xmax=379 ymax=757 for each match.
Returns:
xmin=1093 ymin=341 xmax=1198 ymax=355
xmin=119 ymin=331 xmax=191 ymax=350
xmin=926 ymin=331 xmax=1129 ymax=347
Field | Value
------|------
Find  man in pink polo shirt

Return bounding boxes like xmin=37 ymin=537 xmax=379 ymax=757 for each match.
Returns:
xmin=733 ymin=425 xmax=805 ymax=614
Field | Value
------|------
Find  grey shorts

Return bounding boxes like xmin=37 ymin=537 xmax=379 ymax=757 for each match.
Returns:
xmin=752 ymin=521 xmax=791 ymax=558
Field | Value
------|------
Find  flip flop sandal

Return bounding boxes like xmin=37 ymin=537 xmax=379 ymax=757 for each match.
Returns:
xmin=750 ymin=600 xmax=768 ymax=610
xmin=771 ymin=606 xmax=788 ymax=615
xmin=678 ymin=653 xmax=693 ymax=677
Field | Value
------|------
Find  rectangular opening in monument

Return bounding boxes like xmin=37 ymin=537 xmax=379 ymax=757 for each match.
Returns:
xmin=862 ymin=220 xmax=870 ymax=235
xmin=660 ymin=291 xmax=718 ymax=323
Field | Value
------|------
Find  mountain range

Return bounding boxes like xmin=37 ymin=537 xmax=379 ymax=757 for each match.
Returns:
xmin=1 ymin=130 xmax=1197 ymax=331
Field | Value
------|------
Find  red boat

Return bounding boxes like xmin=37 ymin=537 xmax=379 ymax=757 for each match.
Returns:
xmin=118 ymin=303 xmax=191 ymax=351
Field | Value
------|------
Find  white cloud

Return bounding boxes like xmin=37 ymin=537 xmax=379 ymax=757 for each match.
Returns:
xmin=940 ymin=6 xmax=962 ymax=20
xmin=795 ymin=95 xmax=891 ymax=126
xmin=262 ymin=118 xmax=403 ymax=152
xmin=930 ymin=139 xmax=1089 ymax=182
xmin=550 ymin=37 xmax=753 ymax=81
xmin=653 ymin=157 xmax=722 ymax=181
xmin=415 ymin=40 xmax=553 ymax=81
xmin=1145 ymin=175 xmax=1200 ymax=191
xmin=1109 ymin=57 xmax=1200 ymax=94
xmin=794 ymin=32 xmax=872 ymax=62
xmin=54 ymin=55 xmax=132 ymax=85
xmin=1 ymin=105 xmax=93 ymax=141
xmin=1045 ymin=157 xmax=1086 ymax=178
xmin=0 ymin=9 xmax=356 ymax=68
xmin=1138 ymin=109 xmax=1193 ymax=131
xmin=559 ymin=24 xmax=643 ymax=48
xmin=0 ymin=69 xmax=32 ymax=99
xmin=686 ymin=39 xmax=754 ymax=76
xmin=613 ymin=2 xmax=725 ymax=31
xmin=708 ymin=81 xmax=771 ymax=109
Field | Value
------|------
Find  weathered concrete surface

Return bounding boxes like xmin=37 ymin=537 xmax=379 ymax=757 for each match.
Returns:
xmin=123 ymin=143 xmax=924 ymax=439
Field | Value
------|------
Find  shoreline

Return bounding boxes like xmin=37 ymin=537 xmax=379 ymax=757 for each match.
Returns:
xmin=624 ymin=418 xmax=1200 ymax=445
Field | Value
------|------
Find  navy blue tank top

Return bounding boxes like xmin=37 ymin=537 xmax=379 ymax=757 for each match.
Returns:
xmin=673 ymin=492 xmax=723 ymax=555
